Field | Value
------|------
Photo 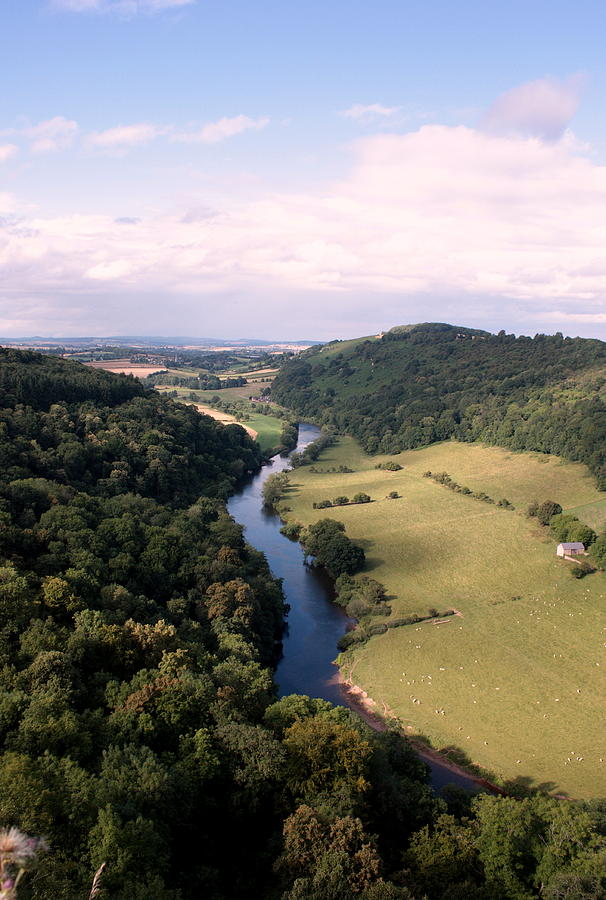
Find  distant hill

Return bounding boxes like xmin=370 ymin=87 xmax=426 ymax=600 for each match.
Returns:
xmin=271 ymin=323 xmax=606 ymax=486
xmin=0 ymin=335 xmax=321 ymax=349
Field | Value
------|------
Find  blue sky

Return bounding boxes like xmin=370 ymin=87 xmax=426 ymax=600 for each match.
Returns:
xmin=1 ymin=0 xmax=606 ymax=339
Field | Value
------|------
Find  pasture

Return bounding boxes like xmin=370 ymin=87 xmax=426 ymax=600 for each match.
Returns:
xmin=283 ymin=437 xmax=606 ymax=798
xmin=156 ymin=381 xmax=275 ymax=401
xmin=224 ymin=366 xmax=278 ymax=379
xmin=84 ymin=361 xmax=167 ymax=378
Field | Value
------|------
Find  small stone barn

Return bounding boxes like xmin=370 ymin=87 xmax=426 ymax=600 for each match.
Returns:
xmin=556 ymin=542 xmax=585 ymax=557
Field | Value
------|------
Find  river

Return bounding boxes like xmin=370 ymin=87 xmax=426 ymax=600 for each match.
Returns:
xmin=227 ymin=423 xmax=485 ymax=793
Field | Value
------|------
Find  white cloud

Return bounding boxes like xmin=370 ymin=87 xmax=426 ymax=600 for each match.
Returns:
xmin=0 ymin=193 xmax=18 ymax=215
xmin=174 ymin=115 xmax=269 ymax=144
xmin=22 ymin=117 xmax=78 ymax=153
xmin=51 ymin=0 xmax=195 ymax=12
xmin=0 ymin=145 xmax=18 ymax=163
xmin=341 ymin=103 xmax=401 ymax=120
xmin=2 ymin=120 xmax=606 ymax=337
xmin=86 ymin=122 xmax=168 ymax=150
xmin=144 ymin=0 xmax=194 ymax=8
xmin=482 ymin=76 xmax=584 ymax=141
xmin=51 ymin=0 xmax=100 ymax=8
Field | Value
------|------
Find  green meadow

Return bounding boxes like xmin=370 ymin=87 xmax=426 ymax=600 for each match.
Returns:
xmin=242 ymin=411 xmax=284 ymax=452
xmin=282 ymin=437 xmax=606 ymax=798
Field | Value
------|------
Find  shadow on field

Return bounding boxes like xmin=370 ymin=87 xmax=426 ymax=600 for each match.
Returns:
xmin=418 ymin=740 xmax=564 ymax=798
xmin=361 ymin=554 xmax=385 ymax=574
xmin=353 ymin=538 xmax=374 ymax=550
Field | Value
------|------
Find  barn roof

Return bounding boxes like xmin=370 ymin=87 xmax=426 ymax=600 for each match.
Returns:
xmin=557 ymin=542 xmax=585 ymax=550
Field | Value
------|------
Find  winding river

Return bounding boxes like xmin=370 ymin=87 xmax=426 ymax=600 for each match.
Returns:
xmin=228 ymin=423 xmax=483 ymax=792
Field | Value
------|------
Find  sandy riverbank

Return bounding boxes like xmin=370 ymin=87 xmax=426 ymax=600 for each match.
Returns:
xmin=193 ymin=404 xmax=258 ymax=439
xmin=338 ymin=674 xmax=505 ymax=795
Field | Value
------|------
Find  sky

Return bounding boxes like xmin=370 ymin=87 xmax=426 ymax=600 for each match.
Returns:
xmin=1 ymin=0 xmax=606 ymax=341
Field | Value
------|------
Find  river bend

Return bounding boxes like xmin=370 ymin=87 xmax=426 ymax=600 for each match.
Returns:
xmin=228 ymin=423 xmax=481 ymax=792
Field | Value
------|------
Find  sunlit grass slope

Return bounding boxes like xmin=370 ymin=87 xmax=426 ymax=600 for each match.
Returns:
xmin=283 ymin=437 xmax=606 ymax=798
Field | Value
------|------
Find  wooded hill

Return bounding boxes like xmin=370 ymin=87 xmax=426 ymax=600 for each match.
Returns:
xmin=271 ymin=323 xmax=606 ymax=485
xmin=0 ymin=350 xmax=442 ymax=899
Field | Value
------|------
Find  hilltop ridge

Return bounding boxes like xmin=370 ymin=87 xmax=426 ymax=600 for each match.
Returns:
xmin=271 ymin=323 xmax=606 ymax=484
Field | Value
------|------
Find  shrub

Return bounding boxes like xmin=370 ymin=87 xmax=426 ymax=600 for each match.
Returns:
xmin=352 ymin=492 xmax=371 ymax=504
xmin=346 ymin=598 xmax=371 ymax=619
xmin=386 ymin=615 xmax=421 ymax=629
xmin=367 ymin=623 xmax=388 ymax=636
xmin=386 ymin=491 xmax=400 ymax=499
xmin=550 ymin=513 xmax=596 ymax=546
xmin=263 ymin=472 xmax=290 ymax=507
xmin=590 ymin=534 xmax=606 ymax=568
xmin=337 ymin=630 xmax=367 ymax=650
xmin=571 ymin=563 xmax=593 ymax=579
xmin=536 ymin=500 xmax=563 ymax=525
xmin=280 ymin=522 xmax=302 ymax=539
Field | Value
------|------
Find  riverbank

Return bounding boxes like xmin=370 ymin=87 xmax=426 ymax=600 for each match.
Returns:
xmin=338 ymin=673 xmax=505 ymax=795
xmin=228 ymin=423 xmax=487 ymax=794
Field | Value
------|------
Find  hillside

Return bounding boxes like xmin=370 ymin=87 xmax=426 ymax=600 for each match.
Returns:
xmin=271 ymin=323 xmax=606 ymax=484
xmin=278 ymin=435 xmax=606 ymax=798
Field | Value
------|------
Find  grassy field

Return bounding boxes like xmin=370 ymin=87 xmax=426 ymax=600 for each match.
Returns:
xmin=85 ymin=362 xmax=167 ymax=378
xmin=241 ymin=411 xmax=284 ymax=452
xmin=282 ymin=437 xmax=606 ymax=798
xmin=156 ymin=382 xmax=274 ymax=401
xmin=224 ymin=366 xmax=278 ymax=379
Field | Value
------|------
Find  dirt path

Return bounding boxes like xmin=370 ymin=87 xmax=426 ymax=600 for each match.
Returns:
xmin=338 ymin=674 xmax=505 ymax=795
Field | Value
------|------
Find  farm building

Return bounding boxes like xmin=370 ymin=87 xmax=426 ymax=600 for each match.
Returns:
xmin=556 ymin=542 xmax=585 ymax=557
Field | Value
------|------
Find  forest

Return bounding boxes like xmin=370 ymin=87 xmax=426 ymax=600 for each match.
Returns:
xmin=271 ymin=324 xmax=606 ymax=486
xmin=0 ymin=349 xmax=605 ymax=899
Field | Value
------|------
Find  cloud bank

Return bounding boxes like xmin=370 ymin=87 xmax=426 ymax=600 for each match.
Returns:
xmin=51 ymin=0 xmax=195 ymax=13
xmin=174 ymin=115 xmax=270 ymax=144
xmin=1 ymin=114 xmax=270 ymax=155
xmin=341 ymin=104 xmax=401 ymax=120
xmin=482 ymin=75 xmax=584 ymax=141
xmin=22 ymin=117 xmax=79 ymax=153
xmin=2 ymin=121 xmax=606 ymax=335
xmin=86 ymin=122 xmax=168 ymax=149
xmin=0 ymin=145 xmax=18 ymax=163
xmin=1 ymin=77 xmax=605 ymax=337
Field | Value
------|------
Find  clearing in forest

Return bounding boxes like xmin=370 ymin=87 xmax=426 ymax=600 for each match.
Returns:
xmin=156 ymin=381 xmax=274 ymax=401
xmin=283 ymin=437 xmax=606 ymax=799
